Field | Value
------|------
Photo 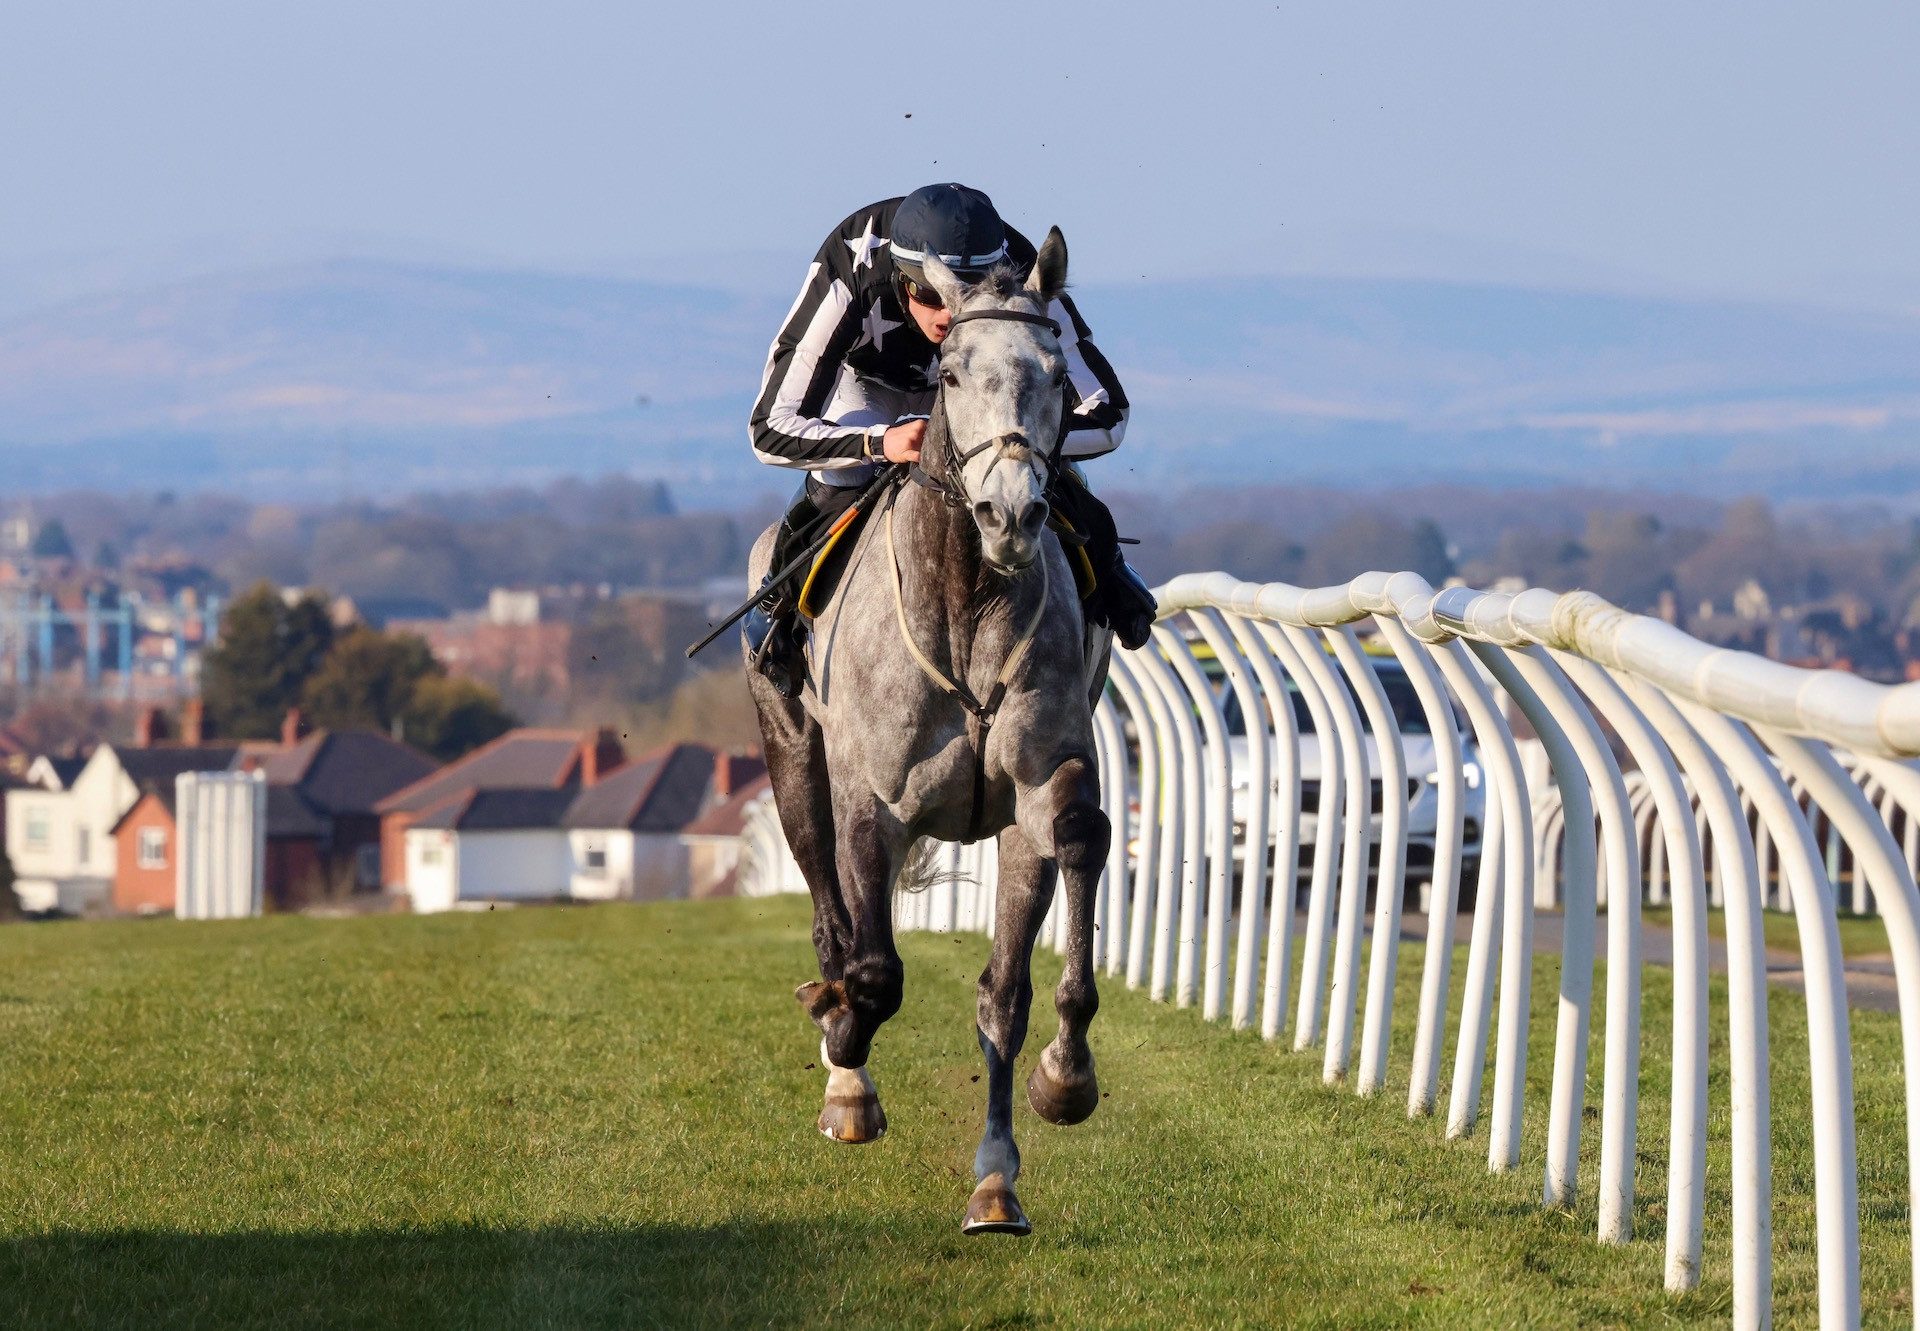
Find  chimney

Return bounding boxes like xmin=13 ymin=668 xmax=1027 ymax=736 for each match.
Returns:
xmin=714 ymin=749 xmax=759 ymax=799
xmin=181 ymin=699 xmax=206 ymax=745
xmin=582 ymin=727 xmax=626 ymax=786
xmin=281 ymin=707 xmax=307 ymax=747
xmin=134 ymin=705 xmax=169 ymax=748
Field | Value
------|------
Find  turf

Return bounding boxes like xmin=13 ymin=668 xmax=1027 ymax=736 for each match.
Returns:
xmin=1642 ymin=904 xmax=1892 ymax=959
xmin=0 ymin=896 xmax=1910 ymax=1328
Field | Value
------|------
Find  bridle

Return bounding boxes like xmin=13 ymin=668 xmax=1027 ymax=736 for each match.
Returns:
xmin=909 ymin=303 xmax=1066 ymax=508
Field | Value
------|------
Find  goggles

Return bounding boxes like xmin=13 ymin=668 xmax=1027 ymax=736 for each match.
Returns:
xmin=900 ymin=275 xmax=947 ymax=310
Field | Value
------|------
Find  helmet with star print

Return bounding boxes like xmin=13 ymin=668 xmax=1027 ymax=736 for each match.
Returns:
xmin=888 ymin=183 xmax=1009 ymax=288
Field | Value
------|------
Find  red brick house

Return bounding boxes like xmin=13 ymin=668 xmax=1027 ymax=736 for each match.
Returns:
xmin=100 ymin=743 xmax=242 ymax=914
xmin=392 ymin=617 xmax=574 ymax=694
xmin=109 ymin=787 xmax=179 ymax=914
xmin=240 ymin=718 xmax=438 ymax=907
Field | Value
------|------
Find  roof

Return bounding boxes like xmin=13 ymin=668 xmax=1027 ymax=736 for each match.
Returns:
xmin=259 ymin=729 xmax=438 ymax=817
xmin=681 ymin=773 xmax=772 ymax=839
xmin=375 ymin=729 xmax=597 ymax=816
xmin=34 ymin=755 xmax=87 ymax=790
xmin=266 ymin=784 xmax=329 ymax=839
xmin=411 ymin=786 xmax=580 ymax=832
xmin=109 ymin=783 xmax=178 ymax=835
xmin=563 ymin=743 xmax=716 ymax=832
xmin=107 ymin=744 xmax=242 ymax=835
xmin=115 ymin=744 xmax=239 ymax=789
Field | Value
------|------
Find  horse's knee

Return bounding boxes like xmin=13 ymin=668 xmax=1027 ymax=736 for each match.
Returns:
xmin=848 ymin=951 xmax=902 ymax=1014
xmin=976 ymin=967 xmax=1034 ymax=1055
xmin=1053 ymin=800 xmax=1110 ymax=873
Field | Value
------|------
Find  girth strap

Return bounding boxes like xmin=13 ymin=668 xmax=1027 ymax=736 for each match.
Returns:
xmin=885 ymin=495 xmax=1049 ymax=841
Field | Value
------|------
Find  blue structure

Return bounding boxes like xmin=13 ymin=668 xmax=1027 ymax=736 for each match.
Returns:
xmin=0 ymin=589 xmax=220 ymax=700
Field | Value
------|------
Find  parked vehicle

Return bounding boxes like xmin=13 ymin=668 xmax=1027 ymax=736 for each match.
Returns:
xmin=1207 ymin=649 xmax=1487 ymax=903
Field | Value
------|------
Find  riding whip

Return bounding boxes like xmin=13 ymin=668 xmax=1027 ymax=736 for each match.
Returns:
xmin=684 ymin=465 xmax=903 ymax=659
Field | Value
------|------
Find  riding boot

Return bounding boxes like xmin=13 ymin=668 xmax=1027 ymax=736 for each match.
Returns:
xmin=1102 ymin=559 xmax=1159 ymax=651
xmin=743 ymin=484 xmax=819 ymax=698
xmin=1048 ymin=465 xmax=1157 ymax=651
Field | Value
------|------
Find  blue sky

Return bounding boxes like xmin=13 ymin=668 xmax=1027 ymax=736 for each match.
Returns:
xmin=5 ymin=1 xmax=1918 ymax=307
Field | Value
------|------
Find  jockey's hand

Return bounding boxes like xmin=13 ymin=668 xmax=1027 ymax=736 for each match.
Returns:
xmin=882 ymin=418 xmax=926 ymax=464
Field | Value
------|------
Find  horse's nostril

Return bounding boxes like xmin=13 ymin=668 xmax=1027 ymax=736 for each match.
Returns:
xmin=972 ymin=500 xmax=1003 ymax=531
xmin=1016 ymin=500 xmax=1049 ymax=537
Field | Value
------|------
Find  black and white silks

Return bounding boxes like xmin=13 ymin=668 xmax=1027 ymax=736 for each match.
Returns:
xmin=749 ymin=197 xmax=1129 ymax=482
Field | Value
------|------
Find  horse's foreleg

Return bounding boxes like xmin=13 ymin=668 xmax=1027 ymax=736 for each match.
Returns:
xmin=797 ymin=803 xmax=903 ymax=1143
xmin=966 ymin=827 xmax=1054 ymax=1236
xmin=750 ymin=630 xmax=850 ymax=984
xmin=758 ymin=702 xmax=886 ymax=1143
xmin=1027 ymin=755 xmax=1108 ymax=1126
xmin=762 ymin=712 xmax=848 ymax=981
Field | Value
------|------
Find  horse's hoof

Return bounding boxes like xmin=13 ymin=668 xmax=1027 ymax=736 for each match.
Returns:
xmin=1027 ymin=1058 xmax=1099 ymax=1126
xmin=817 ymin=1092 xmax=887 ymax=1144
xmin=962 ymin=1173 xmax=1031 ymax=1236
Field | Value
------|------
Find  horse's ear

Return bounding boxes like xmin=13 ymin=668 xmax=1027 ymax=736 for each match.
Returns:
xmin=921 ymin=254 xmax=969 ymax=311
xmin=1025 ymin=227 xmax=1068 ymax=303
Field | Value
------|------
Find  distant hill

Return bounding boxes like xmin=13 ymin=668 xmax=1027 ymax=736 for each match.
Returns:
xmin=2 ymin=257 xmax=1918 ymax=504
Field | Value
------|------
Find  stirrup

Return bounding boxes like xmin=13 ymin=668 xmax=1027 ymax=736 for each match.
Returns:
xmin=745 ymin=604 xmax=805 ymax=698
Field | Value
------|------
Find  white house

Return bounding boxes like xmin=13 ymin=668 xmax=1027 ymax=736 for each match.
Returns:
xmin=7 ymin=741 xmax=238 ymax=914
xmin=6 ymin=782 xmax=82 ymax=913
xmin=24 ymin=754 xmax=87 ymax=792
xmin=403 ymin=788 xmax=577 ymax=914
xmin=563 ymin=744 xmax=719 ymax=902
xmin=401 ymin=743 xmax=725 ymax=913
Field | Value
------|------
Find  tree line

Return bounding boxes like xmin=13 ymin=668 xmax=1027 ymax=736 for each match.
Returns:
xmin=199 ymin=584 xmax=515 ymax=760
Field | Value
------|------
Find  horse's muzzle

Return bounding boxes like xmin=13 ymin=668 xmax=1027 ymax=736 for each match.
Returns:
xmin=974 ymin=498 xmax=1048 ymax=575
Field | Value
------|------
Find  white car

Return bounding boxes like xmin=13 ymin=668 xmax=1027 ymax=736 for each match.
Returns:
xmin=1212 ymin=653 xmax=1487 ymax=905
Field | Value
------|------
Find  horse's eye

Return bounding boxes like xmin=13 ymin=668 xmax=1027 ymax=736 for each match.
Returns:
xmin=941 ymin=369 xmax=959 ymax=388
xmin=1052 ymin=367 xmax=1068 ymax=387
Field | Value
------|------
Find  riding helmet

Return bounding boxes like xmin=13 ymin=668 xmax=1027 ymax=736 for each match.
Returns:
xmin=889 ymin=183 xmax=1008 ymax=285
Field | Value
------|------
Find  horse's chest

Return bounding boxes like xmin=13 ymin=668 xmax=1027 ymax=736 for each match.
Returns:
xmin=802 ymin=520 xmax=1088 ymax=831
xmin=823 ymin=660 xmax=974 ymax=802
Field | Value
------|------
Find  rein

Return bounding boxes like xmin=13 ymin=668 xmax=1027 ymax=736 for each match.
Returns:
xmin=884 ymin=492 xmax=1049 ymax=841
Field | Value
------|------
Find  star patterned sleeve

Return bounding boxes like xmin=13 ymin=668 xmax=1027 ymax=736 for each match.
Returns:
xmin=748 ymin=232 xmax=875 ymax=469
xmin=1050 ymin=292 xmax=1129 ymax=459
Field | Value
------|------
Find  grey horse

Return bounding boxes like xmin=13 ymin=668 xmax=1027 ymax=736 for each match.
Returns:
xmin=745 ymin=229 xmax=1112 ymax=1236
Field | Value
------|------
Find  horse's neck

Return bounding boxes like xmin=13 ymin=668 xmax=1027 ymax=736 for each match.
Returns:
xmin=895 ymin=479 xmax=990 ymax=666
xmin=888 ymin=401 xmax=1053 ymax=678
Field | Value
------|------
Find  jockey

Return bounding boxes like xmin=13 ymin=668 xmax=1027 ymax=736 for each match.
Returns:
xmin=745 ymin=182 xmax=1157 ymax=696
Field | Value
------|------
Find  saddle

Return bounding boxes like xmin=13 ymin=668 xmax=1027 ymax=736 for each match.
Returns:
xmin=795 ymin=499 xmax=1098 ymax=622
xmin=796 ymin=502 xmax=873 ymax=621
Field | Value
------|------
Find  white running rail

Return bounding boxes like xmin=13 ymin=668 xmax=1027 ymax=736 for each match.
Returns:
xmin=737 ymin=569 xmax=1920 ymax=1328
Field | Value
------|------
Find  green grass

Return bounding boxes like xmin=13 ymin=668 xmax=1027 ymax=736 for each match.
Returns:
xmin=0 ymin=897 xmax=1910 ymax=1328
xmin=1642 ymin=904 xmax=1892 ymax=959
